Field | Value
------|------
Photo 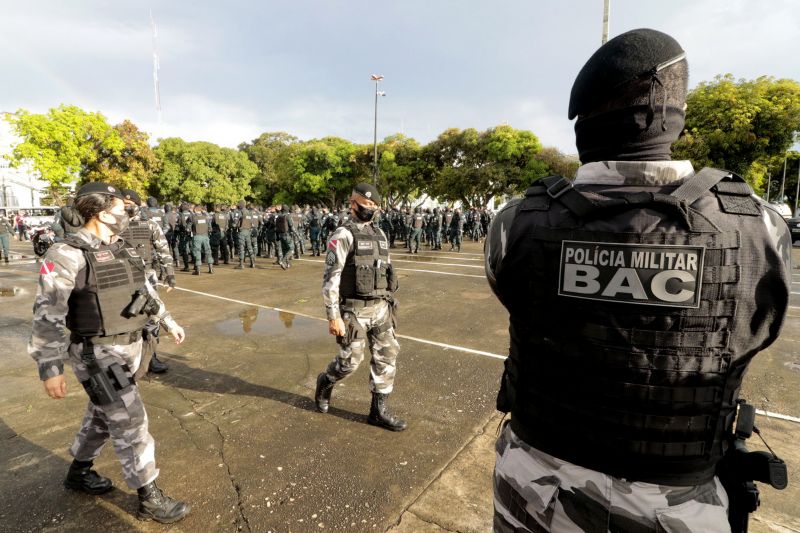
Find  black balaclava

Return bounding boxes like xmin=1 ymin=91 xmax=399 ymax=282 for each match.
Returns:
xmin=568 ymin=28 xmax=687 ymax=164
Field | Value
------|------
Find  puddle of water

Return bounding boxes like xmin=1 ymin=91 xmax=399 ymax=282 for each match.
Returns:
xmin=0 ymin=287 xmax=19 ymax=297
xmin=216 ymin=307 xmax=327 ymax=340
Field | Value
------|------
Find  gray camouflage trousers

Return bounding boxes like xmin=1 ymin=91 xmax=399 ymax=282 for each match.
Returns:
xmin=325 ymin=299 xmax=400 ymax=394
xmin=67 ymin=339 xmax=159 ymax=489
xmin=494 ymin=423 xmax=731 ymax=532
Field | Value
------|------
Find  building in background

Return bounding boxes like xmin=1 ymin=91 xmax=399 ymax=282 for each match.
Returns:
xmin=0 ymin=118 xmax=48 ymax=207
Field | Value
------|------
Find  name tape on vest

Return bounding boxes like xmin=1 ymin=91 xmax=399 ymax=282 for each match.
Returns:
xmin=93 ymin=251 xmax=115 ymax=263
xmin=357 ymin=240 xmax=374 ymax=251
xmin=558 ymin=241 xmax=705 ymax=308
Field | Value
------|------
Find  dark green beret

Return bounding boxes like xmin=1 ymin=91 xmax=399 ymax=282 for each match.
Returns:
xmin=568 ymin=28 xmax=685 ymax=119
xmin=353 ymin=183 xmax=381 ymax=204
xmin=121 ymin=188 xmax=143 ymax=205
xmin=75 ymin=182 xmax=125 ymax=200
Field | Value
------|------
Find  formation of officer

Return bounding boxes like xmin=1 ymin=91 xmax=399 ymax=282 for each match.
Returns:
xmin=29 ymin=182 xmax=191 ymax=523
xmin=314 ymin=183 xmax=407 ymax=431
xmin=485 ymin=29 xmax=791 ymax=532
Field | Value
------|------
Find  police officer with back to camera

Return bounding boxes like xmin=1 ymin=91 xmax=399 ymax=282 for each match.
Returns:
xmin=189 ymin=203 xmax=213 ymax=275
xmin=0 ymin=209 xmax=13 ymax=264
xmin=314 ymin=183 xmax=406 ymax=431
xmin=29 ymin=182 xmax=191 ymax=523
xmin=485 ymin=29 xmax=791 ymax=532
xmin=119 ymin=190 xmax=175 ymax=376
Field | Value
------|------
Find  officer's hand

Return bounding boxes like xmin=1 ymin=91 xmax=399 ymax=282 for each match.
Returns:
xmin=166 ymin=274 xmax=176 ymax=292
xmin=43 ymin=375 xmax=67 ymax=399
xmin=329 ymin=318 xmax=346 ymax=337
xmin=170 ymin=325 xmax=186 ymax=344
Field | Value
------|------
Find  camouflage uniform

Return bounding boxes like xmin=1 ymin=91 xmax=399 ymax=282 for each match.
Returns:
xmin=485 ymin=161 xmax=792 ymax=532
xmin=29 ymin=228 xmax=180 ymax=489
xmin=321 ymin=223 xmax=400 ymax=393
xmin=494 ymin=422 xmax=730 ymax=532
xmin=0 ymin=213 xmax=12 ymax=261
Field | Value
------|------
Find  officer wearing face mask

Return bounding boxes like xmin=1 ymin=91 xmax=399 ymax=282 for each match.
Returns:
xmin=29 ymin=182 xmax=191 ymax=523
xmin=314 ymin=183 xmax=406 ymax=431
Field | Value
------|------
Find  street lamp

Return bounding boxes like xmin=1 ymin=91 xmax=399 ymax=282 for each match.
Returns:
xmin=370 ymin=74 xmax=385 ymax=186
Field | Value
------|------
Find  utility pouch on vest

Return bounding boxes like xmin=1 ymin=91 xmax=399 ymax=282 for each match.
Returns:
xmin=355 ymin=265 xmax=376 ymax=296
xmin=386 ymin=264 xmax=398 ymax=292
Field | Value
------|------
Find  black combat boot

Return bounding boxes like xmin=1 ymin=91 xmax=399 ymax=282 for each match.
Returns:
xmin=149 ymin=353 xmax=169 ymax=374
xmin=235 ymin=259 xmax=244 ymax=269
xmin=208 ymin=263 xmax=213 ymax=274
xmin=192 ymin=265 xmax=200 ymax=275
xmin=249 ymin=256 xmax=255 ymax=268
xmin=314 ymin=373 xmax=335 ymax=413
xmin=64 ymin=459 xmax=113 ymax=495
xmin=367 ymin=392 xmax=407 ymax=431
xmin=136 ymin=481 xmax=190 ymax=523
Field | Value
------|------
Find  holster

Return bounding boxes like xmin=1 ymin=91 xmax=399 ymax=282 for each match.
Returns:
xmin=79 ymin=339 xmax=135 ymax=406
xmin=496 ymin=357 xmax=516 ymax=414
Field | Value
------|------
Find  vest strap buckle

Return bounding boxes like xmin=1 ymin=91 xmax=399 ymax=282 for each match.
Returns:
xmin=546 ymin=176 xmax=572 ymax=199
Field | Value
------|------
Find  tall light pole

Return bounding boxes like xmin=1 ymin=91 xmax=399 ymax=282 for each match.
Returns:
xmin=602 ymin=0 xmax=611 ymax=44
xmin=371 ymin=74 xmax=385 ymax=186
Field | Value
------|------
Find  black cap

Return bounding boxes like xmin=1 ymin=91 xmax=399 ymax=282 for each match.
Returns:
xmin=352 ymin=183 xmax=381 ymax=204
xmin=121 ymin=188 xmax=143 ymax=205
xmin=75 ymin=182 xmax=125 ymax=200
xmin=568 ymin=28 xmax=686 ymax=120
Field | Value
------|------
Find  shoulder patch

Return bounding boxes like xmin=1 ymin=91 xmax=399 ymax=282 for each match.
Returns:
xmin=325 ymin=250 xmax=337 ymax=266
xmin=39 ymin=260 xmax=55 ymax=276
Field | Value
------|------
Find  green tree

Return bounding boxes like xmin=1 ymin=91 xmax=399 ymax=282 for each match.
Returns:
xmin=239 ymin=132 xmax=298 ymax=205
xmin=83 ymin=120 xmax=159 ymax=197
xmin=425 ymin=125 xmax=548 ymax=207
xmin=286 ymin=137 xmax=358 ymax=206
xmin=378 ymin=134 xmax=425 ymax=207
xmin=151 ymin=138 xmax=257 ymax=205
xmin=673 ymin=75 xmax=800 ymax=194
xmin=534 ymin=146 xmax=580 ymax=179
xmin=3 ymin=104 xmax=124 ymax=199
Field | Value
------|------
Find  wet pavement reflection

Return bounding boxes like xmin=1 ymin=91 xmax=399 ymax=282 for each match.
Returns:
xmin=216 ymin=307 xmax=326 ymax=339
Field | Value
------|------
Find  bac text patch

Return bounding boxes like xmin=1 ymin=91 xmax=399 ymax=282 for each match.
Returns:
xmin=558 ymin=241 xmax=705 ymax=307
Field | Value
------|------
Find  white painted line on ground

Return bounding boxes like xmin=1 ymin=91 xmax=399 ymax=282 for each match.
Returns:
xmin=174 ymin=286 xmax=502 ymax=358
xmin=755 ymin=410 xmax=800 ymax=424
xmin=176 ymin=286 xmax=800 ymax=422
xmin=295 ymin=258 xmax=486 ymax=279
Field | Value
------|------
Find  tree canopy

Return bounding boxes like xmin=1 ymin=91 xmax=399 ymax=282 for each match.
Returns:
xmin=4 ymin=105 xmax=125 ymax=197
xmin=673 ymin=75 xmax=800 ymax=194
xmin=151 ymin=138 xmax=257 ymax=205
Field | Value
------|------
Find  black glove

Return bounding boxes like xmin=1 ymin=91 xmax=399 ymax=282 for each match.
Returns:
xmin=166 ymin=275 xmax=176 ymax=289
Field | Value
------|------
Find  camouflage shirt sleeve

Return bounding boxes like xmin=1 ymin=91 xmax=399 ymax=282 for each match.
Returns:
xmin=28 ymin=243 xmax=84 ymax=380
xmin=758 ymin=199 xmax=793 ymax=273
xmin=322 ymin=226 xmax=354 ymax=321
xmin=148 ymin=218 xmax=175 ymax=276
xmin=484 ymin=199 xmax=522 ymax=302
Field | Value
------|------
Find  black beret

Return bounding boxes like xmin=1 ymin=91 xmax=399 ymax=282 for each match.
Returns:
xmin=75 ymin=182 xmax=125 ymax=200
xmin=147 ymin=196 xmax=159 ymax=208
xmin=352 ymin=183 xmax=381 ymax=204
xmin=568 ymin=28 xmax=685 ymax=119
xmin=121 ymin=188 xmax=143 ymax=205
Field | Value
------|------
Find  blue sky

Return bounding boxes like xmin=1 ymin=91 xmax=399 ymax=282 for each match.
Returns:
xmin=0 ymin=0 xmax=797 ymax=153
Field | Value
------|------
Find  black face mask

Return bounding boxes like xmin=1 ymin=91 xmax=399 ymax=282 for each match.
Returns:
xmin=125 ymin=205 xmax=140 ymax=219
xmin=353 ymin=203 xmax=377 ymax=222
xmin=103 ymin=212 xmax=130 ymax=235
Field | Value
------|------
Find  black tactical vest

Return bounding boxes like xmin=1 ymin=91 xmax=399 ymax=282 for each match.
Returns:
xmin=213 ymin=212 xmax=229 ymax=232
xmin=191 ymin=212 xmax=210 ymax=236
xmin=339 ymin=222 xmax=391 ymax=300
xmin=275 ymin=213 xmax=289 ymax=233
xmin=496 ymin=170 xmax=789 ymax=485
xmin=412 ymin=214 xmax=424 ymax=229
xmin=239 ymin=209 xmax=253 ymax=230
xmin=66 ymin=238 xmax=150 ymax=337
xmin=120 ymin=220 xmax=153 ymax=263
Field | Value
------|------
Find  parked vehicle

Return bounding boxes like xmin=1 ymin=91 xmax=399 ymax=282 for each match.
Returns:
xmin=31 ymin=224 xmax=55 ymax=257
